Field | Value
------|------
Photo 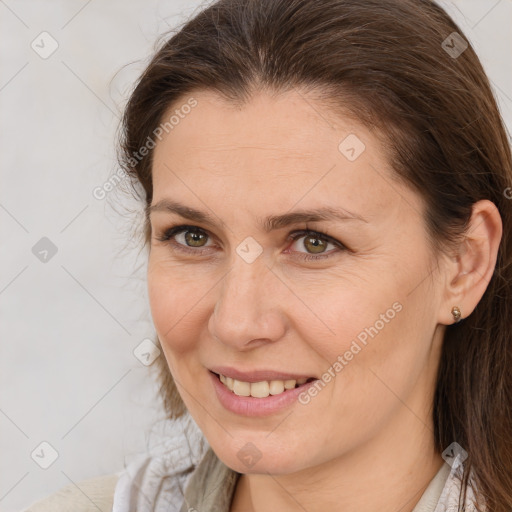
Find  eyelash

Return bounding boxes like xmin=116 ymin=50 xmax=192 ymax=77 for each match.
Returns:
xmin=154 ymin=224 xmax=347 ymax=261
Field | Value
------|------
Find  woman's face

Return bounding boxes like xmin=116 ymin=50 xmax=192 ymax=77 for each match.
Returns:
xmin=147 ymin=89 xmax=446 ymax=474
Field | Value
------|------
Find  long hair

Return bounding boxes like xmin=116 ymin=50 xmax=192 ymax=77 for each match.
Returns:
xmin=117 ymin=1 xmax=512 ymax=510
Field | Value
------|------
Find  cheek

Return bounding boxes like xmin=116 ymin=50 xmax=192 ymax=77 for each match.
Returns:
xmin=147 ymin=259 xmax=207 ymax=355
xmin=291 ymin=267 xmax=404 ymax=355
xmin=297 ymin=254 xmax=433 ymax=392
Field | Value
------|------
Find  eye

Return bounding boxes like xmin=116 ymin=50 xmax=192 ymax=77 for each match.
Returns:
xmin=285 ymin=229 xmax=346 ymax=261
xmin=155 ymin=225 xmax=215 ymax=255
xmin=154 ymin=224 xmax=347 ymax=261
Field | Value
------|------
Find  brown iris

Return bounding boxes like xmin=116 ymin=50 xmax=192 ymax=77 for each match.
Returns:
xmin=303 ymin=235 xmax=328 ymax=254
xmin=185 ymin=230 xmax=208 ymax=247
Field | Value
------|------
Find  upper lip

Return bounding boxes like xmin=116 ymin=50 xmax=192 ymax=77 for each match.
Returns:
xmin=209 ymin=366 xmax=316 ymax=383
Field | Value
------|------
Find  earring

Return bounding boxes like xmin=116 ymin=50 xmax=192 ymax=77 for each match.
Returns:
xmin=451 ymin=306 xmax=462 ymax=323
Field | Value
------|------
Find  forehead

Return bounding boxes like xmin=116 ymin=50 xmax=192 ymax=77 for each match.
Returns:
xmin=150 ymin=89 xmax=417 ymax=220
xmin=153 ymin=89 xmax=366 ymax=162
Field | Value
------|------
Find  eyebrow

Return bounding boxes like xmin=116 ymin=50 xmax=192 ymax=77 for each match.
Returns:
xmin=147 ymin=199 xmax=368 ymax=231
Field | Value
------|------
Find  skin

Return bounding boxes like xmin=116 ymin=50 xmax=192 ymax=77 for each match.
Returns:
xmin=147 ymin=89 xmax=502 ymax=512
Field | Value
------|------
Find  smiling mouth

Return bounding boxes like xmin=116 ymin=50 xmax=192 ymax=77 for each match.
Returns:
xmin=212 ymin=371 xmax=317 ymax=398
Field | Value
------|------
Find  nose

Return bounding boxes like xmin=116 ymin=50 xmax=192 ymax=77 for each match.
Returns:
xmin=208 ymin=253 xmax=287 ymax=350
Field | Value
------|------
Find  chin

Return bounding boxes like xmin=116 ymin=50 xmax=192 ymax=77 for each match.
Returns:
xmin=209 ymin=435 xmax=315 ymax=475
xmin=218 ymin=451 xmax=302 ymax=475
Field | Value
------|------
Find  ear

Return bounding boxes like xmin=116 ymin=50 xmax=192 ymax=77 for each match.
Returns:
xmin=438 ymin=199 xmax=502 ymax=325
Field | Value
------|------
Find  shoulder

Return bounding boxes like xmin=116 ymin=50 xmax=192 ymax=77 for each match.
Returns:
xmin=21 ymin=473 xmax=119 ymax=512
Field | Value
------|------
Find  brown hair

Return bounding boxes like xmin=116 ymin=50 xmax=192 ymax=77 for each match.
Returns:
xmin=117 ymin=0 xmax=512 ymax=510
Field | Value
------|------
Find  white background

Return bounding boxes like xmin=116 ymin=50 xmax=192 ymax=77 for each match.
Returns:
xmin=1 ymin=1 xmax=511 ymax=510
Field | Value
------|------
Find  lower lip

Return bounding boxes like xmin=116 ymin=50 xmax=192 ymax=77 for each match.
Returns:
xmin=209 ymin=371 xmax=318 ymax=417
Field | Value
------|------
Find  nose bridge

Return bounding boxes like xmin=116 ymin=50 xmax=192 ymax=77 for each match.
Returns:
xmin=209 ymin=251 xmax=286 ymax=347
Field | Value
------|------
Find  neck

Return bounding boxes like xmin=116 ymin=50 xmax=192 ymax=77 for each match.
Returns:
xmin=230 ymin=409 xmax=444 ymax=512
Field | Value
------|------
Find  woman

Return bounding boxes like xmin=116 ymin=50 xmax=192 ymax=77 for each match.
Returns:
xmin=24 ymin=0 xmax=512 ymax=511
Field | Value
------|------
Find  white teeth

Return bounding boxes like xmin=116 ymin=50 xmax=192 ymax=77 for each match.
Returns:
xmin=284 ymin=379 xmax=296 ymax=389
xmin=250 ymin=381 xmax=270 ymax=398
xmin=233 ymin=379 xmax=251 ymax=396
xmin=269 ymin=380 xmax=285 ymax=395
xmin=218 ymin=374 xmax=311 ymax=398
